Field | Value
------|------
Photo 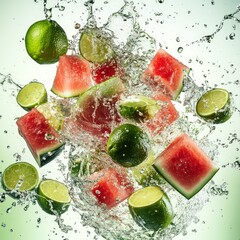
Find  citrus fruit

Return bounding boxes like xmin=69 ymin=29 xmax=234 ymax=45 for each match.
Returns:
xmin=2 ymin=162 xmax=39 ymax=193
xmin=132 ymin=151 xmax=164 ymax=186
xmin=196 ymin=88 xmax=232 ymax=124
xmin=25 ymin=19 xmax=68 ymax=64
xmin=118 ymin=95 xmax=160 ymax=122
xmin=37 ymin=179 xmax=71 ymax=215
xmin=128 ymin=186 xmax=173 ymax=231
xmin=79 ymin=28 xmax=114 ymax=63
xmin=37 ymin=101 xmax=64 ymax=131
xmin=107 ymin=123 xmax=150 ymax=167
xmin=17 ymin=82 xmax=47 ymax=110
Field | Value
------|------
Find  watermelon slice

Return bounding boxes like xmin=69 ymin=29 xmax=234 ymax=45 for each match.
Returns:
xmin=92 ymin=58 xmax=123 ymax=84
xmin=143 ymin=49 xmax=190 ymax=99
xmin=146 ymin=93 xmax=179 ymax=135
xmin=16 ymin=108 xmax=65 ymax=167
xmin=89 ymin=168 xmax=134 ymax=209
xmin=75 ymin=77 xmax=124 ymax=125
xmin=153 ymin=133 xmax=219 ymax=199
xmin=51 ymin=55 xmax=92 ymax=98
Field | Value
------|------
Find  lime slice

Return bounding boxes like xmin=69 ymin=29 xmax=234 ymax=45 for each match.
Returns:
xmin=128 ymin=186 xmax=173 ymax=231
xmin=37 ymin=179 xmax=71 ymax=215
xmin=118 ymin=95 xmax=160 ymax=122
xmin=2 ymin=162 xmax=39 ymax=193
xmin=196 ymin=88 xmax=232 ymax=124
xmin=37 ymin=101 xmax=64 ymax=131
xmin=107 ymin=123 xmax=150 ymax=168
xmin=79 ymin=28 xmax=114 ymax=63
xmin=17 ymin=82 xmax=47 ymax=110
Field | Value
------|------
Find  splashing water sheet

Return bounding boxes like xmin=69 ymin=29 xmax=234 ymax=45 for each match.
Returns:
xmin=0 ymin=0 xmax=240 ymax=240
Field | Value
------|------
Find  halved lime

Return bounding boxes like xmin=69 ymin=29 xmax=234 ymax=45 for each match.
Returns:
xmin=132 ymin=151 xmax=164 ymax=186
xmin=118 ymin=95 xmax=160 ymax=122
xmin=37 ymin=101 xmax=64 ymax=131
xmin=128 ymin=186 xmax=173 ymax=231
xmin=79 ymin=28 xmax=114 ymax=63
xmin=37 ymin=179 xmax=71 ymax=215
xmin=2 ymin=162 xmax=39 ymax=192
xmin=196 ymin=88 xmax=232 ymax=124
xmin=107 ymin=123 xmax=150 ymax=168
xmin=17 ymin=82 xmax=47 ymax=110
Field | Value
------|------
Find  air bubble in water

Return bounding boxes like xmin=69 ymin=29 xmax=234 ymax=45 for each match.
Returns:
xmin=177 ymin=47 xmax=183 ymax=53
xmin=229 ymin=32 xmax=235 ymax=40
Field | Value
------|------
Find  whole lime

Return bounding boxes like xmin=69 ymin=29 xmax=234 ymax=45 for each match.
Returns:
xmin=25 ymin=19 xmax=68 ymax=64
xmin=107 ymin=123 xmax=150 ymax=167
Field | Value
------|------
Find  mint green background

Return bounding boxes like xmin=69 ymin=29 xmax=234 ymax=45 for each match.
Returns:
xmin=1 ymin=0 xmax=240 ymax=240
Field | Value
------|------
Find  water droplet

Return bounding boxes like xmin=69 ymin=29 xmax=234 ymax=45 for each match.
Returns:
xmin=75 ymin=23 xmax=81 ymax=29
xmin=176 ymin=37 xmax=180 ymax=42
xmin=177 ymin=47 xmax=183 ymax=53
xmin=158 ymin=0 xmax=164 ymax=3
xmin=229 ymin=32 xmax=235 ymax=40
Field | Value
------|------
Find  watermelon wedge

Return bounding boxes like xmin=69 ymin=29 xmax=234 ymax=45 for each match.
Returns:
xmin=89 ymin=168 xmax=134 ymax=209
xmin=51 ymin=55 xmax=92 ymax=98
xmin=146 ymin=93 xmax=179 ymax=135
xmin=16 ymin=108 xmax=65 ymax=167
xmin=153 ymin=133 xmax=219 ymax=199
xmin=143 ymin=49 xmax=190 ymax=99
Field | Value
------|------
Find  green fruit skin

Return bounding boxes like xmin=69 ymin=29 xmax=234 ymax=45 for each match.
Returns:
xmin=107 ymin=124 xmax=150 ymax=168
xmin=118 ymin=95 xmax=160 ymax=122
xmin=37 ymin=184 xmax=70 ymax=215
xmin=25 ymin=20 xmax=68 ymax=64
xmin=128 ymin=192 xmax=173 ymax=231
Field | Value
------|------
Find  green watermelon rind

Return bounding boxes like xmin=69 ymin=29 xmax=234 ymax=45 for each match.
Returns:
xmin=153 ymin=133 xmax=219 ymax=199
xmin=76 ymin=77 xmax=125 ymax=110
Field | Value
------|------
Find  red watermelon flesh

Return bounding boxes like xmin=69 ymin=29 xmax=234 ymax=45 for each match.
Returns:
xmin=51 ymin=55 xmax=92 ymax=98
xmin=92 ymin=58 xmax=123 ymax=84
xmin=16 ymin=108 xmax=65 ymax=166
xmin=146 ymin=93 xmax=179 ymax=135
xmin=143 ymin=49 xmax=190 ymax=99
xmin=89 ymin=168 xmax=134 ymax=209
xmin=154 ymin=133 xmax=219 ymax=199
xmin=75 ymin=77 xmax=124 ymax=125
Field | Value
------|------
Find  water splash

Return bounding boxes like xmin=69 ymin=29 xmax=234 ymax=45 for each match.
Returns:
xmin=189 ymin=4 xmax=240 ymax=44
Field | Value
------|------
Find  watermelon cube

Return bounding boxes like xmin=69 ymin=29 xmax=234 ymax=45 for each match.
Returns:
xmin=89 ymin=168 xmax=134 ymax=209
xmin=16 ymin=108 xmax=65 ymax=167
xmin=154 ymin=133 xmax=219 ymax=199
xmin=143 ymin=49 xmax=190 ymax=99
xmin=146 ymin=93 xmax=179 ymax=135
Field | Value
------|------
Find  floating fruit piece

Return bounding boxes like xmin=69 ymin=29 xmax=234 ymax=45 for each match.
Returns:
xmin=16 ymin=108 xmax=65 ymax=167
xmin=107 ymin=123 xmax=150 ymax=167
xmin=2 ymin=162 xmax=39 ymax=194
xmin=128 ymin=185 xmax=173 ymax=231
xmin=143 ymin=48 xmax=190 ymax=99
xmin=118 ymin=95 xmax=160 ymax=122
xmin=196 ymin=88 xmax=232 ymax=124
xmin=153 ymin=133 xmax=219 ymax=199
xmin=89 ymin=168 xmax=134 ymax=209
xmin=51 ymin=55 xmax=92 ymax=98
xmin=17 ymin=82 xmax=47 ymax=110
xmin=79 ymin=28 xmax=114 ymax=64
xmin=25 ymin=19 xmax=68 ymax=64
xmin=37 ymin=179 xmax=71 ymax=215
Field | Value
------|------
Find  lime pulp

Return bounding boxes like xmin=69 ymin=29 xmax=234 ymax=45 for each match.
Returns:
xmin=2 ymin=162 xmax=39 ymax=192
xmin=17 ymin=82 xmax=47 ymax=110
xmin=196 ymin=88 xmax=232 ymax=124
xmin=37 ymin=179 xmax=71 ymax=215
